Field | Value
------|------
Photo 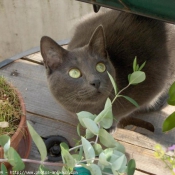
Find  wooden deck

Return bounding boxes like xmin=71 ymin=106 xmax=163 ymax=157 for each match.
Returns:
xmin=0 ymin=51 xmax=175 ymax=175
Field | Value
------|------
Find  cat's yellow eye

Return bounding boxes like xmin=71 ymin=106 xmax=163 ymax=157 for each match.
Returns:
xmin=96 ymin=62 xmax=106 ymax=73
xmin=69 ymin=68 xmax=81 ymax=78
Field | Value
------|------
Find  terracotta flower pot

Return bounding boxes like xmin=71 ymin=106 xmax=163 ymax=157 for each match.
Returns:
xmin=0 ymin=82 xmax=31 ymax=169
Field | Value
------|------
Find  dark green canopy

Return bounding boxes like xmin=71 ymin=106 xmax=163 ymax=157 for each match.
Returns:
xmin=77 ymin=0 xmax=175 ymax=24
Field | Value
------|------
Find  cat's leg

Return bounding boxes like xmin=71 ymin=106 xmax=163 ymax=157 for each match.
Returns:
xmin=142 ymin=93 xmax=168 ymax=112
xmin=117 ymin=93 xmax=168 ymax=133
xmin=117 ymin=116 xmax=154 ymax=132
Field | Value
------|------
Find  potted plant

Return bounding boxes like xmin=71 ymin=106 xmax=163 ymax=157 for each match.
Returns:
xmin=0 ymin=58 xmax=145 ymax=174
xmin=0 ymin=76 xmax=31 ymax=170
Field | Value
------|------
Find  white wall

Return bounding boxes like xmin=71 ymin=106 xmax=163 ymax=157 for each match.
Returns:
xmin=0 ymin=0 xmax=92 ymax=62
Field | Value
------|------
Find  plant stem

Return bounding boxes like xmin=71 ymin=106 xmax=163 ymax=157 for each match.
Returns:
xmin=77 ymin=158 xmax=99 ymax=164
xmin=95 ymin=134 xmax=99 ymax=144
xmin=112 ymin=84 xmax=130 ymax=104
xmin=69 ymin=141 xmax=95 ymax=152
xmin=102 ymin=172 xmax=115 ymax=175
xmin=0 ymin=158 xmax=64 ymax=167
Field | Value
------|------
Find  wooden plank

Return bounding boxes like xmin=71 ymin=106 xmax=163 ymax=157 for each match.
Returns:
xmin=119 ymin=140 xmax=171 ymax=175
xmin=0 ymin=59 xmax=78 ymax=126
xmin=134 ymin=171 xmax=150 ymax=175
xmin=25 ymin=112 xmax=80 ymax=171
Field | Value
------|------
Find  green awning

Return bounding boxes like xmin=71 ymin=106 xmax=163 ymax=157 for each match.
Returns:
xmin=77 ymin=0 xmax=175 ymax=24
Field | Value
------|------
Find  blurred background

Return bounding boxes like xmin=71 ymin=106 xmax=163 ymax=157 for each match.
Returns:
xmin=0 ymin=0 xmax=92 ymax=62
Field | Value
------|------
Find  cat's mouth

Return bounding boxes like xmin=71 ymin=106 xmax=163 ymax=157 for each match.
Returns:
xmin=77 ymin=89 xmax=105 ymax=102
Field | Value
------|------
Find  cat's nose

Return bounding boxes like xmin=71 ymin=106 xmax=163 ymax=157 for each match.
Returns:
xmin=90 ymin=79 xmax=101 ymax=89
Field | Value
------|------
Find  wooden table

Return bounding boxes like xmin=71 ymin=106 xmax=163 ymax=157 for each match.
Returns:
xmin=0 ymin=51 xmax=174 ymax=175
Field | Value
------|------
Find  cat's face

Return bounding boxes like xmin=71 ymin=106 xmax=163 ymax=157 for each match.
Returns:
xmin=40 ymin=26 xmax=116 ymax=114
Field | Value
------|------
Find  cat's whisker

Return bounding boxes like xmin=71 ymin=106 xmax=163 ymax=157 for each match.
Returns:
xmin=63 ymin=93 xmax=78 ymax=105
xmin=75 ymin=98 xmax=83 ymax=113
xmin=115 ymin=98 xmax=126 ymax=111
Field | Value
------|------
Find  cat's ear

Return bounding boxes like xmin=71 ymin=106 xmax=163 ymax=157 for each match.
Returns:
xmin=40 ymin=36 xmax=67 ymax=71
xmin=88 ymin=25 xmax=107 ymax=58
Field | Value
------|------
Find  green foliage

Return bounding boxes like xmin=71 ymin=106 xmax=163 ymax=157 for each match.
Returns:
xmin=0 ymin=135 xmax=25 ymax=171
xmin=82 ymin=118 xmax=99 ymax=135
xmin=60 ymin=142 xmax=75 ymax=172
xmin=157 ymin=81 xmax=175 ymax=174
xmin=5 ymin=147 xmax=25 ymax=171
xmin=167 ymin=81 xmax=175 ymax=105
xmin=0 ymin=57 xmax=146 ymax=175
xmin=162 ymin=111 xmax=175 ymax=132
xmin=81 ymin=137 xmax=95 ymax=164
xmin=0 ymin=135 xmax=10 ymax=152
xmin=128 ymin=57 xmax=146 ymax=84
xmin=1 ymin=164 xmax=8 ymax=175
xmin=127 ymin=159 xmax=136 ymax=175
xmin=107 ymin=71 xmax=118 ymax=95
xmin=63 ymin=57 xmax=146 ymax=174
xmin=27 ymin=121 xmax=47 ymax=161
xmin=120 ymin=95 xmax=139 ymax=107
xmin=94 ymin=98 xmax=113 ymax=129
xmin=133 ymin=56 xmax=146 ymax=72
xmin=163 ymin=81 xmax=175 ymax=132
xmin=77 ymin=111 xmax=96 ymax=128
xmin=129 ymin=71 xmax=146 ymax=85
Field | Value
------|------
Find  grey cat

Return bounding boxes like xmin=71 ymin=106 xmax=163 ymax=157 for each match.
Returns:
xmin=40 ymin=10 xmax=175 ymax=128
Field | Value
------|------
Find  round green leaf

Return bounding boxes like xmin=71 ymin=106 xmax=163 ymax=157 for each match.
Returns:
xmin=6 ymin=147 xmax=25 ymax=171
xmin=95 ymin=98 xmax=113 ymax=128
xmin=60 ymin=142 xmax=69 ymax=151
xmin=1 ymin=163 xmax=8 ymax=175
xmin=86 ymin=129 xmax=95 ymax=139
xmin=168 ymin=93 xmax=175 ymax=105
xmin=99 ymin=149 xmax=113 ymax=166
xmin=81 ymin=137 xmax=95 ymax=164
xmin=127 ymin=159 xmax=136 ymax=175
xmin=163 ymin=111 xmax=175 ymax=132
xmin=167 ymin=82 xmax=175 ymax=105
xmin=113 ymin=142 xmax=125 ymax=153
xmin=0 ymin=135 xmax=10 ymax=152
xmin=112 ymin=154 xmax=127 ymax=171
xmin=129 ymin=71 xmax=146 ymax=85
xmin=60 ymin=143 xmax=75 ymax=169
xmin=93 ymin=143 xmax=103 ymax=156
xmin=82 ymin=118 xmax=99 ymax=135
xmin=77 ymin=111 xmax=96 ymax=128
xmin=89 ymin=164 xmax=102 ymax=175
xmin=99 ymin=129 xmax=116 ymax=148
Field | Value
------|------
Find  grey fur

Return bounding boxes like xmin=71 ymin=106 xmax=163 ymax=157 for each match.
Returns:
xmin=40 ymin=10 xmax=175 ymax=122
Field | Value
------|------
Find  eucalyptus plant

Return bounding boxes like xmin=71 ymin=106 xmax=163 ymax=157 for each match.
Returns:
xmin=59 ymin=57 xmax=146 ymax=175
xmin=0 ymin=57 xmax=146 ymax=175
